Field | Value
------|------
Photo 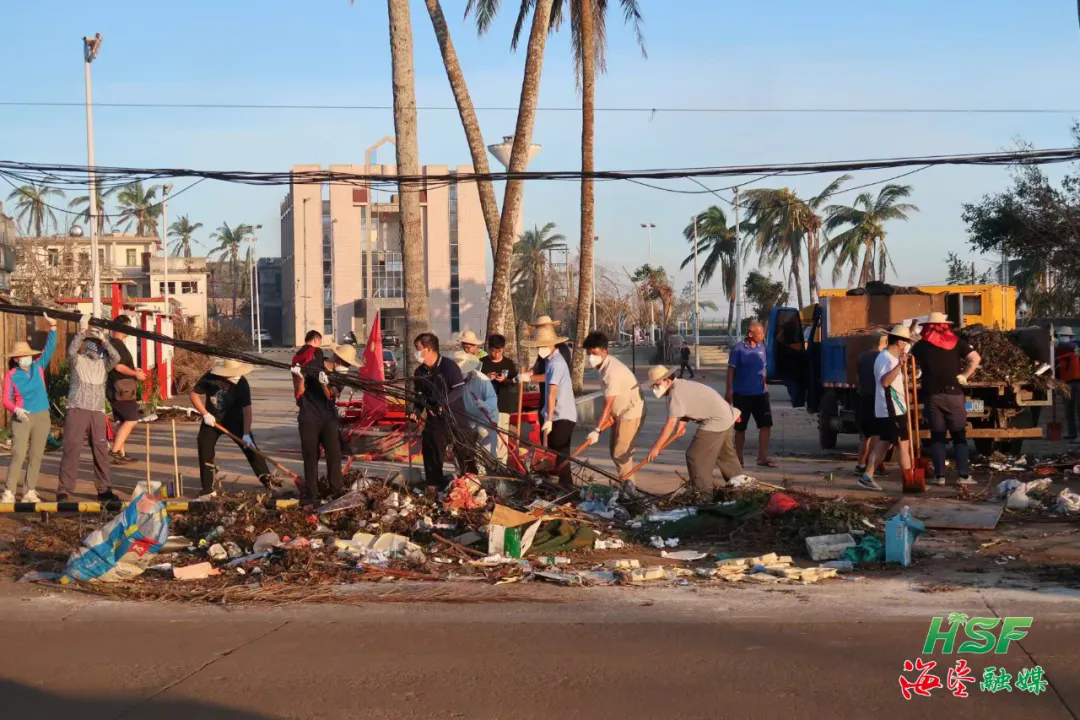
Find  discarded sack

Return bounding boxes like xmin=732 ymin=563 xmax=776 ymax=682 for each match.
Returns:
xmin=1057 ymin=489 xmax=1080 ymax=514
xmin=62 ymin=487 xmax=169 ymax=583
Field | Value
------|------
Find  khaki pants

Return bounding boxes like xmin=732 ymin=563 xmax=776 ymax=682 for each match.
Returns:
xmin=610 ymin=405 xmax=646 ymax=477
xmin=6 ymin=410 xmax=51 ymax=494
xmin=496 ymin=412 xmax=511 ymax=463
xmin=58 ymin=408 xmax=111 ymax=495
xmin=685 ymin=426 xmax=743 ymax=492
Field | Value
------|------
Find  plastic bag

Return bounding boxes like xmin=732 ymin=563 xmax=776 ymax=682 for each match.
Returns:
xmin=62 ymin=487 xmax=169 ymax=583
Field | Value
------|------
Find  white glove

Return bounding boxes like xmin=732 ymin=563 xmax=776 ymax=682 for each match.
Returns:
xmin=318 ymin=371 xmax=329 ymax=386
xmin=586 ymin=430 xmax=600 ymax=446
xmin=290 ymin=365 xmax=303 ymax=377
xmin=42 ymin=312 xmax=55 ymax=328
xmin=13 ymin=408 xmax=29 ymax=422
xmin=202 ymin=413 xmax=216 ymax=427
xmin=337 ymin=406 xmax=347 ymax=418
xmin=78 ymin=314 xmax=90 ymax=333
xmin=956 ymin=374 xmax=968 ymax=386
xmin=517 ymin=374 xmax=531 ymax=384
xmin=542 ymin=420 xmax=553 ymax=435
xmin=242 ymin=433 xmax=254 ymax=447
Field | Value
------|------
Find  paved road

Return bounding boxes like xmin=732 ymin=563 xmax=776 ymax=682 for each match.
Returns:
xmin=2 ymin=581 xmax=1078 ymax=719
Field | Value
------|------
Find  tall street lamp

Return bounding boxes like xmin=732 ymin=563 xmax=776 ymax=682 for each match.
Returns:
xmin=248 ymin=225 xmax=263 ymax=351
xmin=83 ymin=33 xmax=103 ymax=317
xmin=640 ymin=222 xmax=656 ymax=343
xmin=161 ymin=183 xmax=173 ymax=316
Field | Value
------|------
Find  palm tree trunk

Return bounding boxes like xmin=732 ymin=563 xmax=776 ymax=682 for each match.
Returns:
xmin=792 ymin=265 xmax=805 ymax=308
xmin=532 ymin=260 xmax=544 ymax=318
xmin=570 ymin=0 xmax=596 ymax=393
xmin=727 ymin=294 xmax=735 ymax=333
xmin=807 ymin=231 xmax=819 ymax=302
xmin=231 ymin=249 xmax=239 ymax=317
xmin=387 ymin=0 xmax=431 ymax=374
xmin=486 ymin=0 xmax=554 ymax=367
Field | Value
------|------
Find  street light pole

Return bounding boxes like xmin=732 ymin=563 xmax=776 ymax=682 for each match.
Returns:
xmin=733 ymin=186 xmax=742 ymax=337
xmin=693 ymin=215 xmax=700 ymax=370
xmin=641 ymin=222 xmax=656 ymax=343
xmin=253 ymin=249 xmax=263 ymax=353
xmin=83 ymin=33 xmax=103 ymax=317
xmin=161 ymin=183 xmax=172 ymax=316
xmin=592 ymin=235 xmax=598 ymax=331
xmin=250 ymin=225 xmax=262 ymax=350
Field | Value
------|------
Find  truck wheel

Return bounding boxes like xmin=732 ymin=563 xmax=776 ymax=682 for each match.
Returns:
xmin=818 ymin=390 xmax=839 ymax=449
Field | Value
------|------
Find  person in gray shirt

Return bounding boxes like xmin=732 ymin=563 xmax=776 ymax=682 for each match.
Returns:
xmin=56 ymin=315 xmax=121 ymax=502
xmin=645 ymin=365 xmax=744 ymax=495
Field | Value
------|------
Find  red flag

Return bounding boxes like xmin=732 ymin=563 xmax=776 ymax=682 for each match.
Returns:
xmin=357 ymin=311 xmax=387 ymax=421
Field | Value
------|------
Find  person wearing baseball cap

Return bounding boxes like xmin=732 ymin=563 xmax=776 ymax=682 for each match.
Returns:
xmin=860 ymin=324 xmax=917 ymax=491
xmin=647 ymin=365 xmax=744 ymax=496
xmin=911 ymin=312 xmax=981 ymax=486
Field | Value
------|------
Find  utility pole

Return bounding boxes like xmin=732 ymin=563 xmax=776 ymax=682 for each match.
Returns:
xmin=733 ymin=186 xmax=742 ymax=337
xmin=161 ymin=183 xmax=172 ymax=316
xmin=592 ymin=235 xmax=598 ymax=331
xmin=693 ymin=215 xmax=700 ymax=370
xmin=83 ymin=33 xmax=103 ymax=317
xmin=302 ymin=197 xmax=310 ymax=334
xmin=641 ymin=222 xmax=655 ymax=343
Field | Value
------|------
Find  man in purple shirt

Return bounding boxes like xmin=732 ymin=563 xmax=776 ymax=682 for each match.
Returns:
xmin=726 ymin=321 xmax=775 ymax=467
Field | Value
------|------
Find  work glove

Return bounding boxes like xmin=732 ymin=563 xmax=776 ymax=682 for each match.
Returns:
xmin=202 ymin=412 xmax=216 ymax=427
xmin=337 ymin=406 xmax=347 ymax=418
xmin=42 ymin=312 xmax=55 ymax=328
xmin=586 ymin=430 xmax=600 ymax=446
xmin=290 ymin=365 xmax=303 ymax=377
xmin=242 ymin=433 xmax=255 ymax=447
xmin=542 ymin=420 xmax=553 ymax=435
xmin=956 ymin=374 xmax=968 ymax=386
xmin=517 ymin=374 xmax=531 ymax=384
xmin=318 ymin=371 xmax=329 ymax=386
xmin=13 ymin=408 xmax=28 ymax=422
xmin=78 ymin=314 xmax=90 ymax=333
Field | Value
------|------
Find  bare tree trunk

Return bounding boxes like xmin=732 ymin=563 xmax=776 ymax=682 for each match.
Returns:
xmin=807 ymin=231 xmax=819 ymax=303
xmin=486 ymin=0 xmax=553 ymax=349
xmin=570 ymin=0 xmax=596 ymax=394
xmin=424 ymin=0 xmax=518 ymax=354
xmin=792 ymin=263 xmax=805 ymax=308
xmin=387 ymin=0 xmax=430 ymax=374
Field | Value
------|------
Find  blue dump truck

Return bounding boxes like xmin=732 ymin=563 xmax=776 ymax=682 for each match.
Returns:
xmin=765 ymin=290 xmax=1052 ymax=455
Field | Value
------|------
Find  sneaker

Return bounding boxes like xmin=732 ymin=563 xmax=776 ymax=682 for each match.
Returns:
xmin=933 ymin=477 xmax=946 ymax=486
xmin=21 ymin=490 xmax=40 ymax=503
xmin=858 ymin=474 xmax=883 ymax=491
xmin=97 ymin=490 xmax=121 ymax=502
xmin=957 ymin=476 xmax=977 ymax=486
xmin=0 ymin=490 xmax=13 ymax=503
xmin=197 ymin=491 xmax=218 ymax=501
xmin=853 ymin=464 xmax=867 ymax=477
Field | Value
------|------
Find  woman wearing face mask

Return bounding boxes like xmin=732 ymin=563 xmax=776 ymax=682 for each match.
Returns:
xmin=2 ymin=313 xmax=57 ymax=503
xmin=860 ymin=324 xmax=916 ymax=491
xmin=190 ymin=358 xmax=272 ymax=499
xmin=581 ymin=331 xmax=645 ymax=478
xmin=295 ymin=343 xmax=359 ymax=504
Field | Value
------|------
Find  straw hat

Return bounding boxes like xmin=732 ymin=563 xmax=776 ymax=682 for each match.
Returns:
xmin=1058 ymin=326 xmax=1075 ymax=337
xmin=451 ymin=349 xmax=481 ymax=375
xmin=920 ymin=312 xmax=953 ymax=326
xmin=7 ymin=341 xmax=38 ymax=359
xmin=647 ymin=365 xmax=675 ymax=385
xmin=211 ymin=358 xmax=253 ymax=377
xmin=524 ymin=324 xmax=569 ymax=348
xmin=332 ymin=343 xmax=360 ymax=367
xmin=459 ymin=330 xmax=484 ymax=346
xmin=886 ymin=324 xmax=914 ymax=341
xmin=530 ymin=315 xmax=560 ymax=328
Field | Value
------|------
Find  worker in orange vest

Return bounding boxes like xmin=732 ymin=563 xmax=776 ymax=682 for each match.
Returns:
xmin=1056 ymin=327 xmax=1080 ymax=440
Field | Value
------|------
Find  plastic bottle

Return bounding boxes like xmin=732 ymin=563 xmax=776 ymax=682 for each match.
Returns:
xmin=540 ymin=556 xmax=570 ymax=566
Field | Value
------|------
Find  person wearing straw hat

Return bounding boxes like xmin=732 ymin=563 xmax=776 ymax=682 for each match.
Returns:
xmin=647 ymin=365 xmax=744 ymax=495
xmin=295 ymin=342 xmax=359 ymax=503
xmin=2 ymin=313 xmax=57 ymax=503
xmin=861 ymin=324 xmax=916 ymax=491
xmin=453 ymin=350 xmax=499 ymax=462
xmin=57 ymin=314 xmax=123 ymax=502
xmin=523 ymin=323 xmax=577 ymax=487
xmin=911 ymin=311 xmax=981 ymax=486
xmin=190 ymin=358 xmax=272 ymax=499
xmin=459 ymin=330 xmax=487 ymax=360
xmin=525 ymin=315 xmax=571 ymax=410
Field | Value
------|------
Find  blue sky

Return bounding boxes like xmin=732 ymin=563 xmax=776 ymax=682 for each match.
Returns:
xmin=3 ymin=0 xmax=1080 ymax=308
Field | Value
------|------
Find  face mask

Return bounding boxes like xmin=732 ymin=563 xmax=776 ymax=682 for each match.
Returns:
xmin=17 ymin=357 xmax=32 ymax=369
xmin=587 ymin=354 xmax=603 ymax=368
xmin=537 ymin=347 xmax=552 ymax=359
xmin=414 ymin=350 xmax=425 ymax=364
xmin=335 ymin=365 xmax=349 ymax=374
xmin=226 ymin=376 xmax=241 ymax=385
xmin=652 ymin=386 xmax=666 ymax=399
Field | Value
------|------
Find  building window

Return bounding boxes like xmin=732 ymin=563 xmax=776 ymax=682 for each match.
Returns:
xmin=126 ymin=248 xmax=137 ymax=266
xmin=47 ymin=249 xmax=59 ymax=267
xmin=181 ymin=281 xmax=198 ymax=294
xmin=448 ymin=171 xmax=460 ymax=333
xmin=372 ymin=252 xmax=403 ymax=299
xmin=125 ymin=284 xmax=138 ymax=299
xmin=158 ymin=281 xmax=176 ymax=295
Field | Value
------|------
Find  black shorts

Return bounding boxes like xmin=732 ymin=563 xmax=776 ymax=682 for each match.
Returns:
xmin=859 ymin=395 xmax=877 ymax=437
xmin=112 ymin=400 xmax=141 ymax=423
xmin=732 ymin=393 xmax=773 ymax=432
xmin=875 ymin=415 xmax=909 ymax=443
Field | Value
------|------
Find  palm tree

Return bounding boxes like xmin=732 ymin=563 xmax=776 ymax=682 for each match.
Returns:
xmin=681 ymin=206 xmax=746 ymax=332
xmin=113 ymin=182 xmax=163 ymax=236
xmin=168 ymin=215 xmax=203 ymax=257
xmin=741 ymin=176 xmax=850 ymax=306
xmin=512 ymin=223 xmax=567 ymax=317
xmin=822 ymin=184 xmax=919 ymax=287
xmin=67 ymin=186 xmax=109 ymax=236
xmin=631 ymin=263 xmax=674 ymax=361
xmin=209 ymin=222 xmax=254 ymax=317
xmin=6 ymin=183 xmax=65 ymax=236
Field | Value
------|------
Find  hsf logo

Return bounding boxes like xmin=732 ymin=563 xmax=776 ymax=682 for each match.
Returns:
xmin=899 ymin=615 xmax=1046 ymax=700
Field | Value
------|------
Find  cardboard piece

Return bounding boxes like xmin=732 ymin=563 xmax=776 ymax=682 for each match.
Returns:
xmin=886 ymin=498 xmax=1003 ymax=531
xmin=173 ymin=562 xmax=221 ymax=581
xmin=487 ymin=504 xmax=543 ymax=558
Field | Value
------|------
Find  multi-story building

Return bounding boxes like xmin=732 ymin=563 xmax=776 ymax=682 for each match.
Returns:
xmin=280 ymin=163 xmax=507 ymax=347
xmin=256 ymin=257 xmax=284 ymax=345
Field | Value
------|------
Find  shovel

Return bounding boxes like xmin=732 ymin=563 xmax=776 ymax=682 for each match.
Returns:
xmin=621 ymin=428 xmax=686 ymax=482
xmin=214 ymin=423 xmax=302 ymax=491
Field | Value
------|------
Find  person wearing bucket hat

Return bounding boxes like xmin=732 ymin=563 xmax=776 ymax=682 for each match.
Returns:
xmin=911 ymin=311 xmax=981 ymax=486
xmin=57 ymin=314 xmax=123 ymax=503
xmin=647 ymin=365 xmax=745 ymax=494
xmin=860 ymin=324 xmax=917 ymax=491
xmin=453 ymin=350 xmax=498 ymax=460
xmin=190 ymin=358 xmax=272 ymax=499
xmin=2 ymin=313 xmax=57 ymax=503
xmin=459 ymin=330 xmax=487 ymax=360
xmin=293 ymin=342 xmax=359 ymax=503
xmin=524 ymin=323 xmax=576 ymax=487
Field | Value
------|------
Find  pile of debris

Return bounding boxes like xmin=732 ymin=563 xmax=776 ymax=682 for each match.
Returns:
xmin=965 ymin=328 xmax=1061 ymax=391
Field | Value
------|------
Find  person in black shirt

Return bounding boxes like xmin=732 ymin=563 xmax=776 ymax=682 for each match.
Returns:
xmin=678 ymin=342 xmax=694 ymax=378
xmin=480 ymin=334 xmax=518 ymax=463
xmin=293 ymin=343 xmax=358 ymax=504
xmin=911 ymin=313 xmax=982 ymax=486
xmin=411 ymin=332 xmax=475 ymax=487
xmin=190 ymin=359 xmax=272 ymax=499
xmin=106 ymin=315 xmax=146 ymax=463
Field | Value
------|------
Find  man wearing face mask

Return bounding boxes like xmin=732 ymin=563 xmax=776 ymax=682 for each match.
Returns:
xmin=2 ymin=313 xmax=57 ymax=503
xmin=582 ymin=331 xmax=645 ymax=478
xmin=296 ymin=343 xmax=359 ymax=504
xmin=191 ymin=358 xmax=272 ymax=499
xmin=57 ymin=314 xmax=122 ymax=503
xmin=523 ymin=324 xmax=577 ymax=487
xmin=860 ymin=324 xmax=916 ymax=491
xmin=412 ymin=333 xmax=474 ymax=487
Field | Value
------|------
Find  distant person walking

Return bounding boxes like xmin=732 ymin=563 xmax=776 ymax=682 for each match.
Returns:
xmin=2 ymin=313 xmax=57 ymax=503
xmin=678 ymin=342 xmax=694 ymax=378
